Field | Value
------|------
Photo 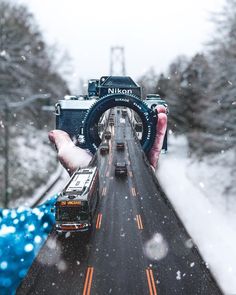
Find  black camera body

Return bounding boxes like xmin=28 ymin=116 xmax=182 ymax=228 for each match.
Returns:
xmin=55 ymin=95 xmax=96 ymax=148
xmin=55 ymin=76 xmax=167 ymax=154
xmin=55 ymin=76 xmax=141 ymax=148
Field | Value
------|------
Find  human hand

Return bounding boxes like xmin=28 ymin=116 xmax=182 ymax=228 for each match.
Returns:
xmin=49 ymin=106 xmax=167 ymax=174
xmin=48 ymin=130 xmax=92 ymax=175
xmin=148 ymin=105 xmax=168 ymax=170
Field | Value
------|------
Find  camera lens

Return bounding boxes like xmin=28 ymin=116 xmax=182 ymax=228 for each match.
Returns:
xmin=83 ymin=93 xmax=157 ymax=154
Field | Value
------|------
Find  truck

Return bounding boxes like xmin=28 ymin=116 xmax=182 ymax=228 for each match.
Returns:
xmin=55 ymin=167 xmax=99 ymax=233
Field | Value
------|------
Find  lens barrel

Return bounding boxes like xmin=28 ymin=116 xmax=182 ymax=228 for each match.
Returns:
xmin=83 ymin=93 xmax=157 ymax=154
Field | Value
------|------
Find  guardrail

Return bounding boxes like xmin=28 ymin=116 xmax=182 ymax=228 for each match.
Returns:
xmin=30 ymin=165 xmax=64 ymax=207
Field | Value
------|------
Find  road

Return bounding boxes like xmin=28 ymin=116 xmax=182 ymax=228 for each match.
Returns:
xmin=17 ymin=108 xmax=222 ymax=295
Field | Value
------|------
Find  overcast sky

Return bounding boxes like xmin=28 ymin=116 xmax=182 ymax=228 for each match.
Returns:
xmin=17 ymin=0 xmax=225 ymax=91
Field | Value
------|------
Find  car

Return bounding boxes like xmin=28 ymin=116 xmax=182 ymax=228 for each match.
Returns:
xmin=121 ymin=109 xmax=127 ymax=116
xmin=109 ymin=118 xmax=114 ymax=126
xmin=115 ymin=161 xmax=127 ymax=177
xmin=135 ymin=122 xmax=143 ymax=132
xmin=116 ymin=142 xmax=125 ymax=151
xmin=104 ymin=131 xmax=111 ymax=140
xmin=100 ymin=143 xmax=109 ymax=154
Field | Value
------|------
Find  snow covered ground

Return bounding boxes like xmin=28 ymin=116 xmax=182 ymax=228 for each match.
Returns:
xmin=1 ymin=126 xmax=58 ymax=207
xmin=157 ymin=134 xmax=236 ymax=294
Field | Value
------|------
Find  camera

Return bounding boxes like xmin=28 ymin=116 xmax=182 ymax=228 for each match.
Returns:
xmin=55 ymin=76 xmax=167 ymax=154
xmin=55 ymin=95 xmax=96 ymax=148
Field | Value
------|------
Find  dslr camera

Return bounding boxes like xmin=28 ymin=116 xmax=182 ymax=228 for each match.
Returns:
xmin=55 ymin=76 xmax=167 ymax=154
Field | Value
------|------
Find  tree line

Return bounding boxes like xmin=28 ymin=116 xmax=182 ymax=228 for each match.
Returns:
xmin=139 ymin=0 xmax=236 ymax=158
xmin=0 ymin=0 xmax=70 ymax=204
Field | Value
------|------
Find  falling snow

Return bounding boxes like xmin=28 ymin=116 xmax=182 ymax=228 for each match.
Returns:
xmin=144 ymin=233 xmax=168 ymax=261
xmin=176 ymin=270 xmax=181 ymax=280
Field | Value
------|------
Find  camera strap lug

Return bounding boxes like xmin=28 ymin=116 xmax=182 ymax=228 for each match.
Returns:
xmin=55 ymin=103 xmax=61 ymax=116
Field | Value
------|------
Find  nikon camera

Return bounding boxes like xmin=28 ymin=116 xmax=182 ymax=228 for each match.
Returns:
xmin=55 ymin=76 xmax=168 ymax=153
xmin=55 ymin=76 xmax=141 ymax=148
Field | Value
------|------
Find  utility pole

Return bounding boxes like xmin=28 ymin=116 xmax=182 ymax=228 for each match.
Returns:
xmin=110 ymin=46 xmax=126 ymax=76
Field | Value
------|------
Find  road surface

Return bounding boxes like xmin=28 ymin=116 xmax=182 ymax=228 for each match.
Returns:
xmin=17 ymin=109 xmax=222 ymax=295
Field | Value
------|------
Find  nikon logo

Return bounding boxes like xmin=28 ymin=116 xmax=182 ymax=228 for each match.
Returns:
xmin=108 ymin=88 xmax=132 ymax=94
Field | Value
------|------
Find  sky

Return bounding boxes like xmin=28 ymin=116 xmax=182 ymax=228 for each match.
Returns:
xmin=17 ymin=0 xmax=225 ymax=91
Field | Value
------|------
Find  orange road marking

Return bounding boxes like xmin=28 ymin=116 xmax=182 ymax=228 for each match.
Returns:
xmin=96 ymin=214 xmax=102 ymax=229
xmin=136 ymin=214 xmax=144 ymax=230
xmin=146 ymin=269 xmax=153 ymax=295
xmin=87 ymin=267 xmax=94 ymax=295
xmin=131 ymin=187 xmax=136 ymax=196
xmin=83 ymin=267 xmax=94 ymax=295
xmin=149 ymin=268 xmax=157 ymax=295
xmin=146 ymin=268 xmax=157 ymax=295
xmin=138 ymin=215 xmax=143 ymax=229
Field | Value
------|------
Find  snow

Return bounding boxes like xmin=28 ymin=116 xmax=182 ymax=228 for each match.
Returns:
xmin=157 ymin=134 xmax=236 ymax=294
xmin=5 ymin=126 xmax=58 ymax=207
xmin=144 ymin=233 xmax=169 ymax=261
xmin=9 ymin=165 xmax=68 ymax=208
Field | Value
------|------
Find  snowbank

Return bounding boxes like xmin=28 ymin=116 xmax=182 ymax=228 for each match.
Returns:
xmin=157 ymin=134 xmax=236 ymax=294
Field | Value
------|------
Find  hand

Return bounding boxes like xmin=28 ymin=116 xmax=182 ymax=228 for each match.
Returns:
xmin=148 ymin=105 xmax=168 ymax=170
xmin=49 ymin=106 xmax=167 ymax=174
xmin=48 ymin=130 xmax=92 ymax=175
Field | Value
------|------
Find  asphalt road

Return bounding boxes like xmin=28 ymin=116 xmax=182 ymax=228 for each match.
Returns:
xmin=17 ymin=109 xmax=223 ymax=295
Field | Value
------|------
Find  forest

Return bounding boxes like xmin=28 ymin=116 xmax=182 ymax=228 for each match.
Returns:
xmin=0 ymin=0 xmax=235 ymax=206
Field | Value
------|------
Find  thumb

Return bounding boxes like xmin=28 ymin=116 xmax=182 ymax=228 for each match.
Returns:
xmin=48 ymin=130 xmax=74 ymax=150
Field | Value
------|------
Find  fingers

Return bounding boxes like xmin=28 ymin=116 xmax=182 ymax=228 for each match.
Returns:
xmin=48 ymin=130 xmax=72 ymax=149
xmin=148 ymin=107 xmax=167 ymax=169
xmin=155 ymin=105 xmax=167 ymax=114
xmin=48 ymin=130 xmax=92 ymax=175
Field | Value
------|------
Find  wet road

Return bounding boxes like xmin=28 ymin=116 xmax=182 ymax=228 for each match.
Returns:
xmin=17 ymin=109 xmax=222 ymax=295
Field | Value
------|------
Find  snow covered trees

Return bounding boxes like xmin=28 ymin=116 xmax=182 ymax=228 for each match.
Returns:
xmin=0 ymin=1 xmax=70 ymax=205
xmin=205 ymin=0 xmax=236 ymax=151
xmin=0 ymin=1 xmax=69 ymax=103
xmin=139 ymin=0 xmax=236 ymax=158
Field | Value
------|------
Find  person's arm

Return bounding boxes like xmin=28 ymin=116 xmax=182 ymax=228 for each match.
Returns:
xmin=48 ymin=106 xmax=167 ymax=173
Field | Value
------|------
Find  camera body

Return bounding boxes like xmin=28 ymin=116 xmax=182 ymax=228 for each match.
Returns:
xmin=55 ymin=76 xmax=141 ymax=148
xmin=144 ymin=94 xmax=168 ymax=111
xmin=55 ymin=96 xmax=96 ymax=148
xmin=55 ymin=76 xmax=168 ymax=153
xmin=144 ymin=94 xmax=169 ymax=152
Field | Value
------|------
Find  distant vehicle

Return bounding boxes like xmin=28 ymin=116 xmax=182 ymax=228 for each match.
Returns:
xmin=135 ymin=122 xmax=143 ymax=132
xmin=115 ymin=161 xmax=127 ymax=177
xmin=121 ymin=109 xmax=127 ymax=116
xmin=109 ymin=118 xmax=114 ymax=126
xmin=100 ymin=142 xmax=109 ymax=154
xmin=116 ymin=142 xmax=125 ymax=151
xmin=55 ymin=167 xmax=99 ymax=233
xmin=104 ymin=131 xmax=111 ymax=140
